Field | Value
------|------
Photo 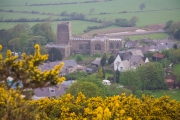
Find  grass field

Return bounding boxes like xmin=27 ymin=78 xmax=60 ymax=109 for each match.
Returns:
xmin=125 ymin=33 xmax=169 ymax=40
xmin=0 ymin=0 xmax=180 ymax=35
xmin=152 ymin=90 xmax=180 ymax=101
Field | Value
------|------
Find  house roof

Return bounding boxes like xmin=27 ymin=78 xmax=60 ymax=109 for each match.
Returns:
xmin=39 ymin=59 xmax=78 ymax=72
xmin=34 ymin=84 xmax=66 ymax=97
xmin=131 ymin=50 xmax=144 ymax=57
xmin=125 ymin=40 xmax=137 ymax=46
xmin=91 ymin=58 xmax=101 ymax=66
xmin=153 ymin=53 xmax=165 ymax=58
xmin=130 ymin=55 xmax=142 ymax=67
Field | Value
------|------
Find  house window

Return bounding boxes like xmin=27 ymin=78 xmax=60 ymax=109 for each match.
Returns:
xmin=110 ymin=43 xmax=113 ymax=49
xmin=79 ymin=44 xmax=83 ymax=50
xmin=95 ymin=44 xmax=101 ymax=50
xmin=116 ymin=43 xmax=119 ymax=49
xmin=49 ymin=88 xmax=55 ymax=94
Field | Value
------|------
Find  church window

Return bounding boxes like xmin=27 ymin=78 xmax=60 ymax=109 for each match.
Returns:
xmin=110 ymin=43 xmax=113 ymax=49
xmin=95 ymin=44 xmax=101 ymax=50
xmin=79 ymin=44 xmax=83 ymax=50
xmin=116 ymin=43 xmax=120 ymax=49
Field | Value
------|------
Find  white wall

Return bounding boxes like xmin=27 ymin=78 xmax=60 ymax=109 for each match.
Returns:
xmin=114 ymin=54 xmax=122 ymax=71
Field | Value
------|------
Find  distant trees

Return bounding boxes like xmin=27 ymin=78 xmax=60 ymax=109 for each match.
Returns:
xmin=100 ymin=53 xmax=107 ymax=66
xmin=120 ymin=62 xmax=167 ymax=92
xmin=31 ymin=22 xmax=56 ymax=43
xmin=23 ymin=36 xmax=47 ymax=54
xmin=108 ymin=55 xmax=115 ymax=64
xmin=66 ymin=81 xmax=103 ymax=98
xmin=89 ymin=8 xmax=95 ymax=14
xmin=76 ymin=54 xmax=83 ymax=62
xmin=164 ymin=20 xmax=180 ymax=40
xmin=139 ymin=3 xmax=146 ymax=11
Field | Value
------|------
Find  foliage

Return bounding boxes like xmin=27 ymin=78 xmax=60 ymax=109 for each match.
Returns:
xmin=48 ymin=47 xmax=62 ymax=62
xmin=139 ymin=3 xmax=146 ymax=11
xmin=120 ymin=70 xmax=141 ymax=93
xmin=1 ymin=90 xmax=180 ymax=119
xmin=137 ymin=62 xmax=167 ymax=90
xmin=8 ymin=37 xmax=20 ymax=52
xmin=31 ymin=22 xmax=56 ymax=43
xmin=174 ymin=29 xmax=180 ymax=40
xmin=76 ymin=54 xmax=83 ymax=62
xmin=97 ymin=66 xmax=104 ymax=79
xmin=108 ymin=55 xmax=115 ymax=64
xmin=66 ymin=81 xmax=103 ymax=98
xmin=100 ymin=53 xmax=106 ymax=66
xmin=23 ymin=36 xmax=47 ymax=54
xmin=65 ymin=71 xmax=88 ymax=80
xmin=164 ymin=20 xmax=173 ymax=31
xmin=134 ymin=90 xmax=153 ymax=99
xmin=0 ymin=44 xmax=65 ymax=90
xmin=115 ymin=70 xmax=120 ymax=83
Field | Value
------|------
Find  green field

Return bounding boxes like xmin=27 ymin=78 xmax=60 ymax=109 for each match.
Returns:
xmin=0 ymin=0 xmax=180 ymax=35
xmin=152 ymin=90 xmax=180 ymax=101
xmin=125 ymin=33 xmax=169 ymax=40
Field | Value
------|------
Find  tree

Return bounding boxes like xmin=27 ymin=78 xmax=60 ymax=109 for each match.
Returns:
xmin=115 ymin=69 xmax=120 ymax=83
xmin=97 ymin=66 xmax=104 ymax=79
xmin=100 ymin=53 xmax=106 ymax=66
xmin=8 ymin=37 xmax=20 ymax=52
xmin=120 ymin=70 xmax=141 ymax=93
xmin=48 ymin=47 xmax=62 ymax=62
xmin=76 ymin=54 xmax=83 ymax=62
xmin=139 ymin=3 xmax=146 ymax=11
xmin=137 ymin=62 xmax=166 ymax=90
xmin=31 ymin=22 xmax=56 ymax=43
xmin=173 ymin=44 xmax=178 ymax=49
xmin=174 ymin=29 xmax=180 ymax=40
xmin=23 ymin=36 xmax=47 ymax=54
xmin=66 ymin=81 xmax=103 ymax=98
xmin=89 ymin=8 xmax=95 ymax=14
xmin=128 ymin=16 xmax=138 ymax=26
xmin=164 ymin=20 xmax=173 ymax=31
xmin=108 ymin=55 xmax=115 ymax=64
xmin=0 ymin=44 xmax=65 ymax=90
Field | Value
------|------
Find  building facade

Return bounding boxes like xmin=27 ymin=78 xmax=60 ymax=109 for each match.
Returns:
xmin=46 ymin=22 xmax=124 ymax=59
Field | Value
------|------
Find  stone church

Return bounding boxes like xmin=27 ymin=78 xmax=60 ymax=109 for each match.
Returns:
xmin=46 ymin=22 xmax=124 ymax=59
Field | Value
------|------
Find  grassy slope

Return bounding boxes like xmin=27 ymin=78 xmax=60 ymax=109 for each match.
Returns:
xmin=0 ymin=0 xmax=180 ymax=35
xmin=173 ymin=64 xmax=180 ymax=72
xmin=152 ymin=90 xmax=180 ymax=101
xmin=125 ymin=33 xmax=168 ymax=40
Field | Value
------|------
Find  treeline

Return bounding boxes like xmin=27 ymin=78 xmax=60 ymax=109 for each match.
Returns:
xmin=0 ymin=23 xmax=55 ymax=55
xmin=27 ymin=0 xmax=113 ymax=6
xmin=164 ymin=20 xmax=180 ymax=41
xmin=84 ymin=16 xmax=138 ymax=33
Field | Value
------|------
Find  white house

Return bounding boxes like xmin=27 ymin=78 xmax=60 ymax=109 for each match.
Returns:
xmin=114 ymin=54 xmax=122 ymax=70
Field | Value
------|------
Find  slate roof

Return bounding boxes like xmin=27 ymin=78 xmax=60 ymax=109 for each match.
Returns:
xmin=91 ymin=58 xmax=101 ymax=66
xmin=125 ymin=40 xmax=138 ymax=46
xmin=39 ymin=59 xmax=78 ymax=71
xmin=130 ymin=55 xmax=142 ymax=67
xmin=34 ymin=84 xmax=66 ymax=98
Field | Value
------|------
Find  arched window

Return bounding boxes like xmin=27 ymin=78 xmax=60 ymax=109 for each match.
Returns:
xmin=79 ymin=44 xmax=83 ymax=50
xmin=95 ymin=44 xmax=101 ymax=50
xmin=110 ymin=43 xmax=113 ymax=49
xmin=116 ymin=43 xmax=119 ymax=49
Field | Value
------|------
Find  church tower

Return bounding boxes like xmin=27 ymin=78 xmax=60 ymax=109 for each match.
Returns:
xmin=57 ymin=22 xmax=71 ymax=44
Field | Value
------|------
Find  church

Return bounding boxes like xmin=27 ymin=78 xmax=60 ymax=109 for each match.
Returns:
xmin=46 ymin=22 xmax=124 ymax=60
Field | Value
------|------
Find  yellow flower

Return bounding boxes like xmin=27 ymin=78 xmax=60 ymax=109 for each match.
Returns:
xmin=120 ymin=109 xmax=125 ymax=114
xmin=0 ymin=44 xmax=2 ymax=50
xmin=128 ymin=117 xmax=132 ymax=120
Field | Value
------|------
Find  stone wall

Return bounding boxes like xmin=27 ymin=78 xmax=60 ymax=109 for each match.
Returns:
xmin=57 ymin=22 xmax=71 ymax=44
